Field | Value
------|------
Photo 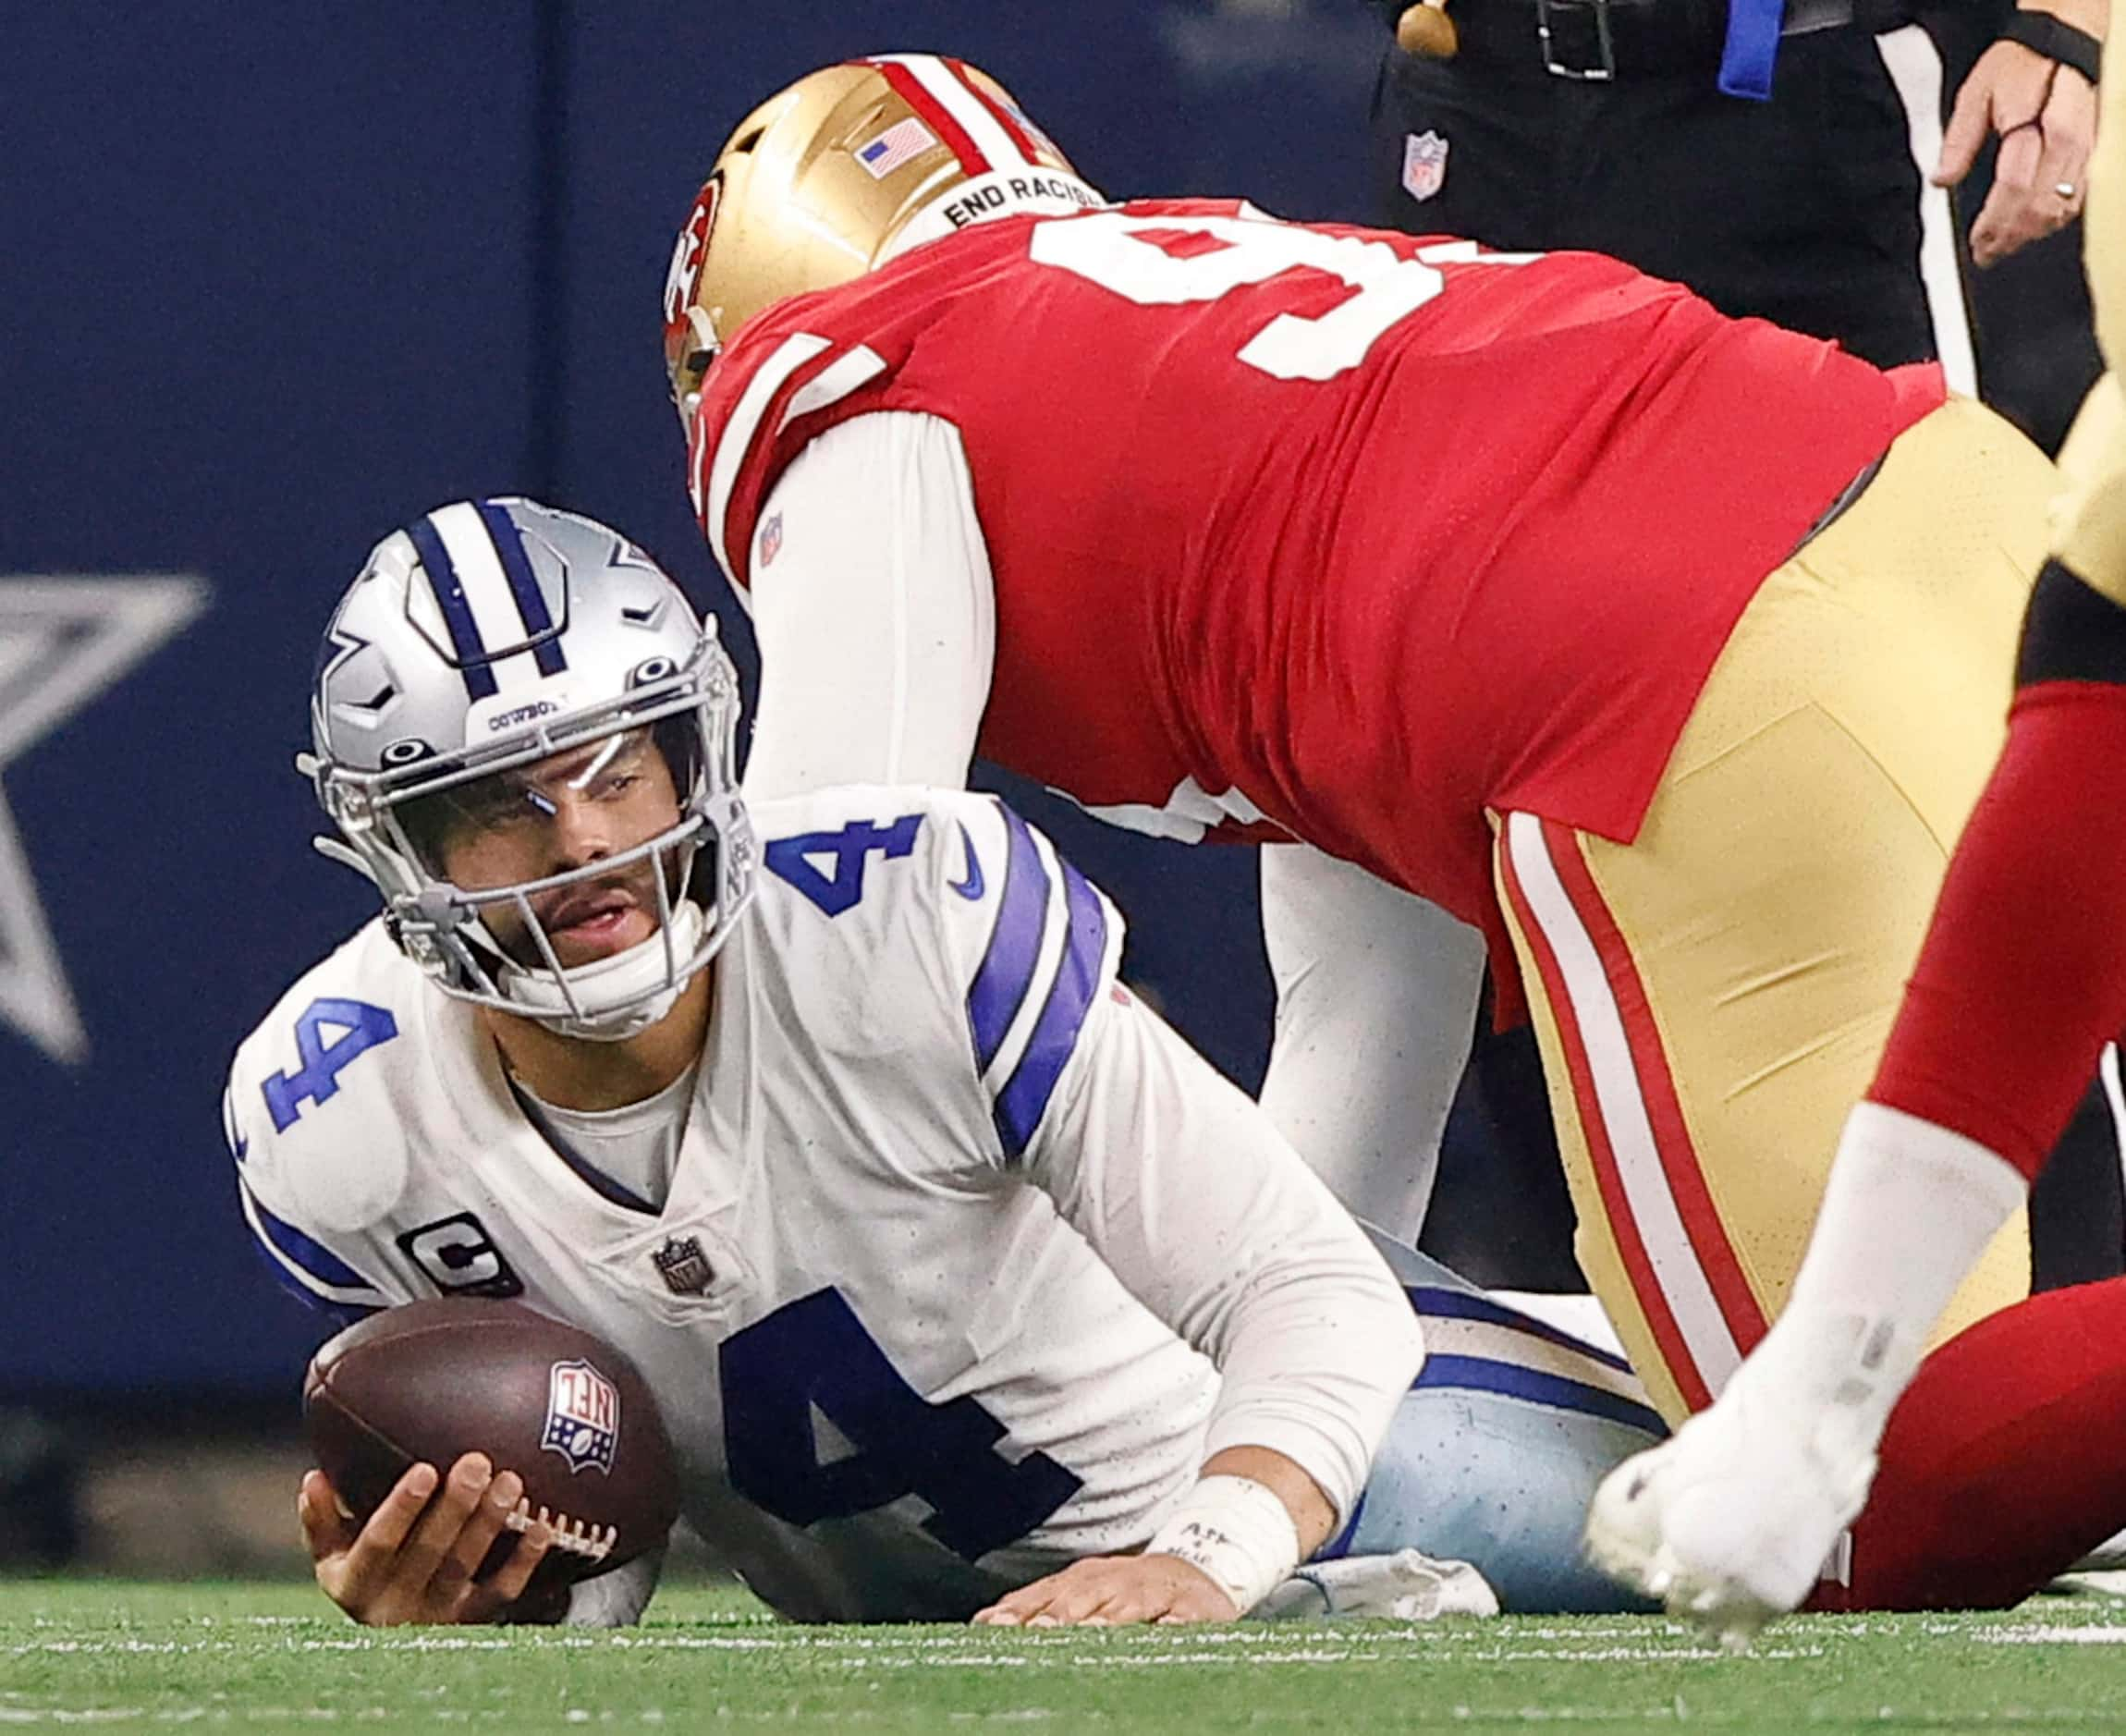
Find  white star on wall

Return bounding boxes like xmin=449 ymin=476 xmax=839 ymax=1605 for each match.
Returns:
xmin=0 ymin=576 xmax=210 ymax=1065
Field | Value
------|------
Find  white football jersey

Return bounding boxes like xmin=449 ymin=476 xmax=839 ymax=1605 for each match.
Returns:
xmin=227 ymin=786 xmax=1419 ymax=1622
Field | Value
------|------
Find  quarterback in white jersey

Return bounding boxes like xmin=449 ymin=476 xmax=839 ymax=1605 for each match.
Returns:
xmin=229 ymin=499 xmax=1660 ymax=1626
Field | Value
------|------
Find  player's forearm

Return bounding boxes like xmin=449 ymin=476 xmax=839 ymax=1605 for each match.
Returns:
xmin=1034 ymin=991 xmax=1422 ymax=1527
xmin=1191 ymin=1242 xmax=1422 ymax=1525
xmin=1257 ymin=843 xmax=1486 ymax=1241
xmin=1198 ymin=1446 xmax=1336 ymax=1561
xmin=742 ymin=411 xmax=995 ymax=798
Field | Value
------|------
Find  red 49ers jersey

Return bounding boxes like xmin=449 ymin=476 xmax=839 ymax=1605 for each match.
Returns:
xmin=690 ymin=199 xmax=1942 ymax=949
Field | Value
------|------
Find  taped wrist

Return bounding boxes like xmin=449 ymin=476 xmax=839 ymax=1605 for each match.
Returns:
xmin=1145 ymin=1474 xmax=1303 ymax=1616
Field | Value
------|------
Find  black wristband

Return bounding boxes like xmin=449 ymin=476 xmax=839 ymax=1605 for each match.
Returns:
xmin=2003 ymin=10 xmax=2102 ymax=85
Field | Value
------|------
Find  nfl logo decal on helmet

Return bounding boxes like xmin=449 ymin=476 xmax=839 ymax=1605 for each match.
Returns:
xmin=1402 ymin=130 xmax=1449 ymax=202
xmin=543 ymin=1358 xmax=621 ymax=1476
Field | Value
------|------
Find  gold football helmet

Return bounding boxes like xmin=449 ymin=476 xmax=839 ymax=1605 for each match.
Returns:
xmin=662 ymin=54 xmax=1100 ymax=427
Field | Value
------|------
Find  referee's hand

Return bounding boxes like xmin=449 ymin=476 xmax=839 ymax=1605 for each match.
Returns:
xmin=1935 ymin=19 xmax=2098 ymax=267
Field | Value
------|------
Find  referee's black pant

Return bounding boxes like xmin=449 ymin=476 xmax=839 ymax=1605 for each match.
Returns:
xmin=1369 ymin=19 xmax=1950 ymax=370
xmin=1370 ymin=6 xmax=2120 ymax=1294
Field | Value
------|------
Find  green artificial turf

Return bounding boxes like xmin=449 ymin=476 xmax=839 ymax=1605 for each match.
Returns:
xmin=8 ymin=1577 xmax=2126 ymax=1731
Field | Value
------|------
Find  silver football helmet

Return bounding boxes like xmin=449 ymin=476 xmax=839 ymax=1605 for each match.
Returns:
xmin=304 ymin=497 xmax=753 ymax=1039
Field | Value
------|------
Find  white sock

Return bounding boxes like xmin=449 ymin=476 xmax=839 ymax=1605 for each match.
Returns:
xmin=1739 ymin=1101 xmax=2027 ymax=1451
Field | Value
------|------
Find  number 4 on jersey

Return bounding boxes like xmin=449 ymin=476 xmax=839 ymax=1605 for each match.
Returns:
xmin=763 ymin=813 xmax=923 ymax=916
xmin=722 ymin=1287 xmax=1082 ymax=1560
xmin=262 ymin=997 xmax=399 ymax=1131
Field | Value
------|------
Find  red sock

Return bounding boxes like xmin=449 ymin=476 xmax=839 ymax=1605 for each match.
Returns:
xmin=1821 ymin=1279 xmax=2126 ymax=1610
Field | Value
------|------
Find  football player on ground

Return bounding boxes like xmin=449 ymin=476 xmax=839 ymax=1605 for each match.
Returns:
xmin=229 ymin=498 xmax=1667 ymax=1628
xmin=1586 ymin=29 xmax=2126 ymax=1643
xmin=663 ymin=54 xmax=2126 ymax=1616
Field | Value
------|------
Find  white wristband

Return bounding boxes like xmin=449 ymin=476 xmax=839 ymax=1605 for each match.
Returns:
xmin=1143 ymin=1474 xmax=1303 ymax=1616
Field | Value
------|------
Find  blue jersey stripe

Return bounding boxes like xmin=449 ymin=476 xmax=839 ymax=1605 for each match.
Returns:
xmin=994 ymin=856 xmax=1107 ymax=1159
xmin=966 ymin=804 xmax=1050 ymax=1074
xmin=242 ymin=1181 xmax=378 ymax=1295
xmin=1414 ymin=1352 xmax=1668 ymax=1439
xmin=1405 ymin=1285 xmax=1634 ymax=1375
xmin=255 ymin=1254 xmax=382 ymax=1332
xmin=406 ymin=514 xmax=500 ymax=701
xmin=475 ymin=499 xmax=568 ymax=678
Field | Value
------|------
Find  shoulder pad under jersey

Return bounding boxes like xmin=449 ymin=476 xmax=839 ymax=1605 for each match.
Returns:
xmin=748 ymin=784 xmax=1124 ymax=1164
xmin=224 ymin=919 xmax=431 ymax=1317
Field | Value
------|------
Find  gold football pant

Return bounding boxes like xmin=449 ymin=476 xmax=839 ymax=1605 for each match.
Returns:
xmin=2053 ymin=18 xmax=2126 ymax=600
xmin=1494 ymin=397 xmax=2054 ymax=1423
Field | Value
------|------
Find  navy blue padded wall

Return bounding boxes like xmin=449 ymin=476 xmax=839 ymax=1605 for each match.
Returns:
xmin=0 ymin=4 xmax=1379 ymax=1393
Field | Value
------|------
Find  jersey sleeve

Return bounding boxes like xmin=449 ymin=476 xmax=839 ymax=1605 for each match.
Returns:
xmin=223 ymin=1076 xmax=402 ymax=1332
xmin=742 ymin=411 xmax=996 ymax=798
xmin=919 ymin=789 xmax=1128 ymax=1168
xmin=689 ymin=312 xmax=905 ymax=599
xmin=1257 ymin=840 xmax=1488 ymax=1240
xmin=923 ymin=797 xmax=1424 ymax=1522
xmin=1028 ymin=982 xmax=1423 ymax=1525
xmin=223 ymin=935 xmax=422 ymax=1332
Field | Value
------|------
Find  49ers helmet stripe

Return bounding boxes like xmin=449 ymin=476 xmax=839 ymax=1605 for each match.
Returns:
xmin=872 ymin=58 xmax=985 ymax=174
xmin=871 ymin=54 xmax=1037 ymax=175
xmin=944 ymin=57 xmax=1045 ymax=159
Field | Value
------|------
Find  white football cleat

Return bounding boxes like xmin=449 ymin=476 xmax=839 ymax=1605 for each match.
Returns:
xmin=1583 ymin=1352 xmax=1879 ymax=1648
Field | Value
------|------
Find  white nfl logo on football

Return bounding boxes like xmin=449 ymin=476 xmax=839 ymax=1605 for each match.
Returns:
xmin=1402 ymin=131 xmax=1449 ymax=202
xmin=542 ymin=1358 xmax=620 ymax=1475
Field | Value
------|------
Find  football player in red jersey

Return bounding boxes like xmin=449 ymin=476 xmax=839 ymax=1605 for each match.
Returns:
xmin=665 ymin=55 xmax=2126 ymax=1616
xmin=1584 ymin=41 xmax=2126 ymax=1639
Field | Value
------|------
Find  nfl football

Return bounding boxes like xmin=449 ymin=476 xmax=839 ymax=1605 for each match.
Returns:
xmin=303 ymin=1299 xmax=679 ymax=1589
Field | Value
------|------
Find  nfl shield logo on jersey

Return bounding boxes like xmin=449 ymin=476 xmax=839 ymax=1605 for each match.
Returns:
xmin=542 ymin=1359 xmax=620 ymax=1475
xmin=1402 ymin=131 xmax=1449 ymax=202
xmin=652 ymin=1234 xmax=715 ymax=1297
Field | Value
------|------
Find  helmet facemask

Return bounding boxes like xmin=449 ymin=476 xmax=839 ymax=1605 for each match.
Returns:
xmin=306 ymin=504 xmax=755 ymax=1041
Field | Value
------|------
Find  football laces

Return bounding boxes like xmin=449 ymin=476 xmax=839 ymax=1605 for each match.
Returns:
xmin=503 ymin=1496 xmax=617 ymax=1562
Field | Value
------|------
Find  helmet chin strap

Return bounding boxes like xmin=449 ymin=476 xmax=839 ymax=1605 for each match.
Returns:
xmin=495 ymin=899 xmax=710 ymax=1042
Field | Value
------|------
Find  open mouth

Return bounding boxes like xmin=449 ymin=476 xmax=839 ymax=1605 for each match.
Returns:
xmin=542 ymin=887 xmax=652 ymax=959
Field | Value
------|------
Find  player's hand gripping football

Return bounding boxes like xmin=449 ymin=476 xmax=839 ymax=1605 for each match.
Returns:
xmin=299 ymin=1452 xmax=559 ymax=1625
xmin=971 ymin=1552 xmax=1240 ymax=1628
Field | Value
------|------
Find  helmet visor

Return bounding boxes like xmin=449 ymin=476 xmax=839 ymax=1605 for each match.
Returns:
xmin=396 ymin=725 xmax=696 ymax=971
